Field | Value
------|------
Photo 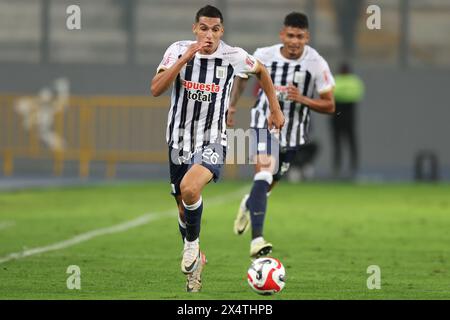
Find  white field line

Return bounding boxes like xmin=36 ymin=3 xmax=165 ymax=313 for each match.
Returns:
xmin=0 ymin=221 xmax=16 ymax=231
xmin=0 ymin=186 xmax=249 ymax=265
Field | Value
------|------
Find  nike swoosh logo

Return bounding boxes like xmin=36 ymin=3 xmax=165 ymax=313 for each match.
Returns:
xmin=253 ymin=212 xmax=265 ymax=216
xmin=238 ymin=220 xmax=249 ymax=234
xmin=184 ymin=254 xmax=199 ymax=272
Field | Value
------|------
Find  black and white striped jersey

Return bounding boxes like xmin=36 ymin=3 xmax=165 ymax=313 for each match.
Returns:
xmin=245 ymin=44 xmax=334 ymax=148
xmin=157 ymin=40 xmax=258 ymax=152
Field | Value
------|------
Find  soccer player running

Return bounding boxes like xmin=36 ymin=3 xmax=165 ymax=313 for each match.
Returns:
xmin=151 ymin=5 xmax=284 ymax=292
xmin=227 ymin=12 xmax=335 ymax=258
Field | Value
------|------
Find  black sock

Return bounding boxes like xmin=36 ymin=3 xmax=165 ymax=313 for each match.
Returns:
xmin=183 ymin=197 xmax=203 ymax=242
xmin=247 ymin=172 xmax=272 ymax=239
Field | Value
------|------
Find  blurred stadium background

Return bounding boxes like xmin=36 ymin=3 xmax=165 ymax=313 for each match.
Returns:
xmin=1 ymin=0 xmax=450 ymax=300
xmin=0 ymin=0 xmax=449 ymax=184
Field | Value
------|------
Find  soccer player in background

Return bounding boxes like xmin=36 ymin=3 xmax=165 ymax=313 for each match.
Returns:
xmin=151 ymin=5 xmax=285 ymax=292
xmin=227 ymin=12 xmax=335 ymax=258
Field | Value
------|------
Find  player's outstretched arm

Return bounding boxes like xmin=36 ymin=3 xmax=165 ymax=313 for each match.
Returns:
xmin=287 ymin=85 xmax=335 ymax=114
xmin=151 ymin=42 xmax=208 ymax=97
xmin=254 ymin=63 xmax=285 ymax=130
xmin=227 ymin=76 xmax=249 ymax=127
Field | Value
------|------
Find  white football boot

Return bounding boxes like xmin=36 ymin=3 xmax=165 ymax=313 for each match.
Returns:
xmin=186 ymin=251 xmax=207 ymax=292
xmin=181 ymin=239 xmax=200 ymax=274
xmin=233 ymin=194 xmax=250 ymax=235
xmin=250 ymin=237 xmax=273 ymax=258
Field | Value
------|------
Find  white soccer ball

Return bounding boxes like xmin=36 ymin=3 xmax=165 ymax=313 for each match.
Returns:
xmin=247 ymin=257 xmax=286 ymax=295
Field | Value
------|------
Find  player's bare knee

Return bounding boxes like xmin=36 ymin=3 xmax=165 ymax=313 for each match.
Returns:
xmin=256 ymin=155 xmax=276 ymax=175
xmin=257 ymin=155 xmax=273 ymax=167
xmin=180 ymin=182 xmax=200 ymax=204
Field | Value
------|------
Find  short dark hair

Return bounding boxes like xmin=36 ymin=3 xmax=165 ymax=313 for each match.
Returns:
xmin=195 ymin=5 xmax=224 ymax=23
xmin=284 ymin=12 xmax=308 ymax=29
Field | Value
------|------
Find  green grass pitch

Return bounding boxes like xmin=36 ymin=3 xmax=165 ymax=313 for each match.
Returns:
xmin=0 ymin=181 xmax=449 ymax=299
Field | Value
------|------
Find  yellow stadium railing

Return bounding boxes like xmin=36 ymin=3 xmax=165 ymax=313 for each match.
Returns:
xmin=0 ymin=94 xmax=253 ymax=179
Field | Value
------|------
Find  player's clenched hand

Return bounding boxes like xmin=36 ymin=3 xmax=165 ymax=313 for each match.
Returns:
xmin=287 ymin=84 xmax=306 ymax=104
xmin=226 ymin=106 xmax=236 ymax=128
xmin=181 ymin=41 xmax=209 ymax=63
xmin=267 ymin=108 xmax=285 ymax=130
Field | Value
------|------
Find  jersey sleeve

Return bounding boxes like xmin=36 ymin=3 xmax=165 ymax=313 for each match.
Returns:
xmin=231 ymin=47 xmax=259 ymax=78
xmin=156 ymin=42 xmax=180 ymax=73
xmin=314 ymin=56 xmax=335 ymax=94
xmin=236 ymin=48 xmax=263 ymax=79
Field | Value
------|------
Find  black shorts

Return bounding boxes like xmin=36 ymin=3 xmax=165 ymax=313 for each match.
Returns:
xmin=273 ymin=148 xmax=298 ymax=182
xmin=168 ymin=143 xmax=227 ymax=196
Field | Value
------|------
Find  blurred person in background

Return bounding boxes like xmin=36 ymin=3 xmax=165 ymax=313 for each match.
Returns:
xmin=227 ymin=12 xmax=335 ymax=258
xmin=330 ymin=62 xmax=364 ymax=180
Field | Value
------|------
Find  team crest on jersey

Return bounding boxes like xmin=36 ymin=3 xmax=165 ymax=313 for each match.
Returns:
xmin=294 ymin=71 xmax=306 ymax=85
xmin=216 ymin=66 xmax=226 ymax=79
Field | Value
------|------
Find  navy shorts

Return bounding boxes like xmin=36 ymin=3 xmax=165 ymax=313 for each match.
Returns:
xmin=169 ymin=143 xmax=226 ymax=196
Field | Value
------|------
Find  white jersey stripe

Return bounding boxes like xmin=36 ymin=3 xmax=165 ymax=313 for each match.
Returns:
xmin=189 ymin=58 xmax=209 ymax=152
xmin=202 ymin=58 xmax=222 ymax=146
